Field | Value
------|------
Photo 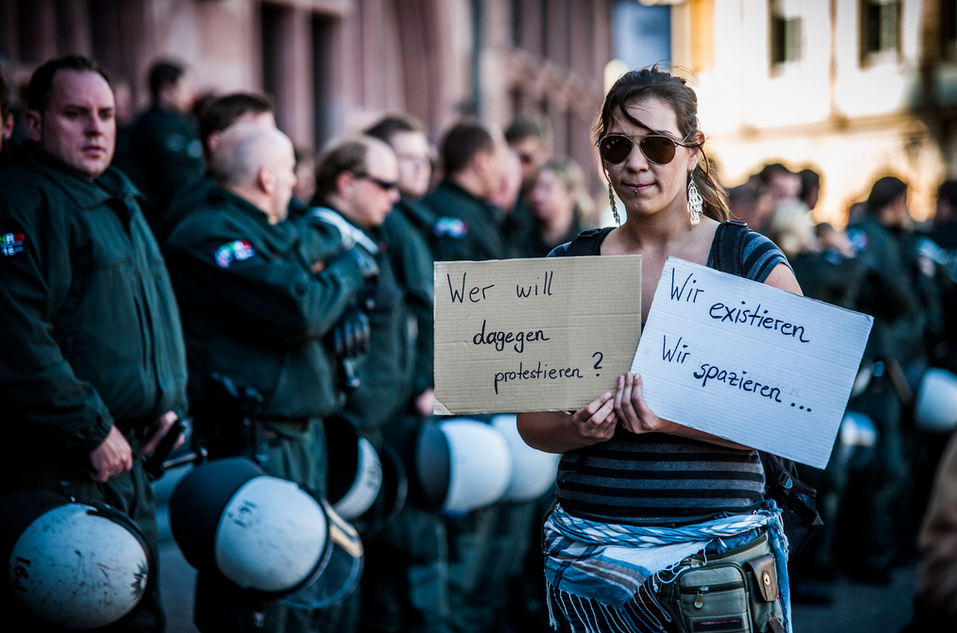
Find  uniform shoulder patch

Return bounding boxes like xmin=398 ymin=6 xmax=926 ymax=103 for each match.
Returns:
xmin=215 ymin=240 xmax=256 ymax=268
xmin=0 ymin=230 xmax=26 ymax=257
xmin=846 ymin=228 xmax=868 ymax=252
xmin=433 ymin=217 xmax=469 ymax=239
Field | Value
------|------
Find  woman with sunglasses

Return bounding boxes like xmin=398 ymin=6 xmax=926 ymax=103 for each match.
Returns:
xmin=517 ymin=66 xmax=803 ymax=633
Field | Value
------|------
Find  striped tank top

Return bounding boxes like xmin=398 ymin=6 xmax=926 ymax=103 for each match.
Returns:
xmin=549 ymin=222 xmax=791 ymax=524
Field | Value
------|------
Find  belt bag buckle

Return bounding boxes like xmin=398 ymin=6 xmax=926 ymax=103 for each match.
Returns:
xmin=744 ymin=554 xmax=778 ymax=603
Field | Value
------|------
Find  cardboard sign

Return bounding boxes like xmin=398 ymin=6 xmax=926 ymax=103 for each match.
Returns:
xmin=433 ymin=256 xmax=642 ymax=415
xmin=631 ymin=257 xmax=873 ymax=468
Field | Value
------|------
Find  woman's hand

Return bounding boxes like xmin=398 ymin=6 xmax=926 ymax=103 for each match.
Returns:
xmin=613 ymin=371 xmax=755 ymax=450
xmin=614 ymin=372 xmax=676 ymax=435
xmin=570 ymin=391 xmax=619 ymax=442
xmin=516 ymin=391 xmax=618 ymax=454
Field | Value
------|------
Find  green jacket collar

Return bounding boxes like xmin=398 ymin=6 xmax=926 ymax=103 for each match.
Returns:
xmin=22 ymin=143 xmax=142 ymax=210
xmin=206 ymin=186 xmax=299 ymax=252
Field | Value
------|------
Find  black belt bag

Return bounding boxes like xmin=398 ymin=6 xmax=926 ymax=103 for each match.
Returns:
xmin=658 ymin=533 xmax=786 ymax=633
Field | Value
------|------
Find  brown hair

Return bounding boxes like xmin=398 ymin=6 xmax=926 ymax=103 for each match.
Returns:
xmin=593 ymin=65 xmax=730 ymax=221
xmin=365 ymin=112 xmax=428 ymax=145
xmin=315 ymin=136 xmax=370 ymax=198
xmin=439 ymin=119 xmax=495 ymax=176
xmin=27 ymin=55 xmax=112 ymax=113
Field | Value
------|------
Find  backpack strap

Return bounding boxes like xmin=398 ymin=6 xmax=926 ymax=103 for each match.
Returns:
xmin=710 ymin=220 xmax=750 ymax=276
xmin=558 ymin=227 xmax=615 ymax=257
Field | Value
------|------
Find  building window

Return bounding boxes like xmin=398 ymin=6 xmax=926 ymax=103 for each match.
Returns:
xmin=943 ymin=0 xmax=957 ymax=59
xmin=612 ymin=1 xmax=671 ymax=70
xmin=770 ymin=0 xmax=802 ymax=68
xmin=861 ymin=0 xmax=901 ymax=64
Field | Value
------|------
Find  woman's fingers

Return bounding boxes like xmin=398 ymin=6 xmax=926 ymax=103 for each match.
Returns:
xmin=615 ymin=372 xmax=639 ymax=423
xmin=631 ymin=373 xmax=646 ymax=412
xmin=575 ymin=392 xmax=617 ymax=439
xmin=615 ymin=372 xmax=661 ymax=433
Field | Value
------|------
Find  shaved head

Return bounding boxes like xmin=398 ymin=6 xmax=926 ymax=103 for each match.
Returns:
xmin=213 ymin=123 xmax=297 ymax=222
xmin=214 ymin=123 xmax=292 ymax=187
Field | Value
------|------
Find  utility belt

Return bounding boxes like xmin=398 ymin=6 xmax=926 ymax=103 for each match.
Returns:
xmin=198 ymin=373 xmax=271 ymax=467
xmin=114 ymin=418 xmax=161 ymax=454
xmin=199 ymin=372 xmax=328 ymax=471
xmin=117 ymin=424 xmax=151 ymax=455
xmin=656 ymin=533 xmax=786 ymax=633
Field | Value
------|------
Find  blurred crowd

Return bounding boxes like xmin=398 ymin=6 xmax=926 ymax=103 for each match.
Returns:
xmin=726 ymin=156 xmax=957 ymax=627
xmin=4 ymin=53 xmax=957 ymax=633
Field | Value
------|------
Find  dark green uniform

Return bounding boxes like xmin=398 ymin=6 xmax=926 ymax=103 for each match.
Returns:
xmin=0 ymin=145 xmax=188 ymax=633
xmin=503 ymin=196 xmax=536 ymax=256
xmin=164 ymin=188 xmax=367 ymax=633
xmin=306 ymin=204 xmax=417 ymax=633
xmin=341 ymin=201 xmax=456 ymax=633
xmin=837 ymin=216 xmax=927 ymax=580
xmin=161 ymin=172 xmax=343 ymax=263
xmin=514 ymin=217 xmax=585 ymax=259
xmin=155 ymin=170 xmax=215 ymax=246
xmin=313 ymin=207 xmax=416 ymax=439
xmin=116 ymin=105 xmax=205 ymax=229
xmin=379 ymin=201 xmax=436 ymax=404
xmin=421 ymin=179 xmax=517 ymax=633
xmin=0 ymin=136 xmax=20 ymax=172
xmin=423 ymin=179 xmax=516 ymax=262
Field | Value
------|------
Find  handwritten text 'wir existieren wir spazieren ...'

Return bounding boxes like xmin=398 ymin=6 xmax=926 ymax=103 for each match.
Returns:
xmin=664 ymin=268 xmax=814 ymax=412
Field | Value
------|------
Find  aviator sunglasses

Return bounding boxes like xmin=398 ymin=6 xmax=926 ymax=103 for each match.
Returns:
xmin=597 ymin=133 xmax=698 ymax=166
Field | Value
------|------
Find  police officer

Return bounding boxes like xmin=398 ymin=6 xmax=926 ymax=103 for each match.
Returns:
xmin=504 ymin=113 xmax=554 ymax=252
xmin=159 ymin=92 xmax=342 ymax=266
xmin=362 ymin=116 xmax=454 ymax=633
xmin=310 ymin=135 xmax=412 ymax=446
xmin=364 ymin=114 xmax=437 ymax=428
xmin=840 ymin=176 xmax=930 ymax=583
xmin=116 ymin=58 xmax=204 ymax=231
xmin=156 ymin=91 xmax=276 ymax=245
xmin=163 ymin=123 xmax=376 ymax=633
xmin=420 ymin=120 xmax=517 ymax=633
xmin=309 ymin=134 xmax=420 ymax=633
xmin=0 ymin=54 xmax=188 ymax=632
xmin=422 ymin=120 xmax=515 ymax=262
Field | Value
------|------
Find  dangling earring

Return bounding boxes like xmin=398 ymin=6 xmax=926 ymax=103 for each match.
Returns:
xmin=687 ymin=178 xmax=702 ymax=226
xmin=607 ymin=181 xmax=621 ymax=227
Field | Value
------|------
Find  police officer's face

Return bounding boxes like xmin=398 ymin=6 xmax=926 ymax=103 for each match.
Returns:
xmin=390 ymin=131 xmax=432 ymax=199
xmin=511 ymin=136 xmax=549 ymax=190
xmin=352 ymin=143 xmax=399 ymax=228
xmin=28 ymin=70 xmax=116 ymax=179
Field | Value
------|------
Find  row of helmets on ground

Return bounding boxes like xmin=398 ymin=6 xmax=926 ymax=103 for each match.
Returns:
xmin=0 ymin=414 xmax=560 ymax=630
xmin=12 ymin=363 xmax=957 ymax=631
xmin=324 ymin=414 xmax=562 ymax=520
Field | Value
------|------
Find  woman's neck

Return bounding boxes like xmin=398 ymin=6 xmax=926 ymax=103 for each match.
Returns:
xmin=614 ymin=207 xmax=695 ymax=250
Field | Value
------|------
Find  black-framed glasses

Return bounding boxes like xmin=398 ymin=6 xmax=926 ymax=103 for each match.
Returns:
xmin=353 ymin=172 xmax=399 ymax=192
xmin=597 ymin=133 xmax=697 ymax=166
